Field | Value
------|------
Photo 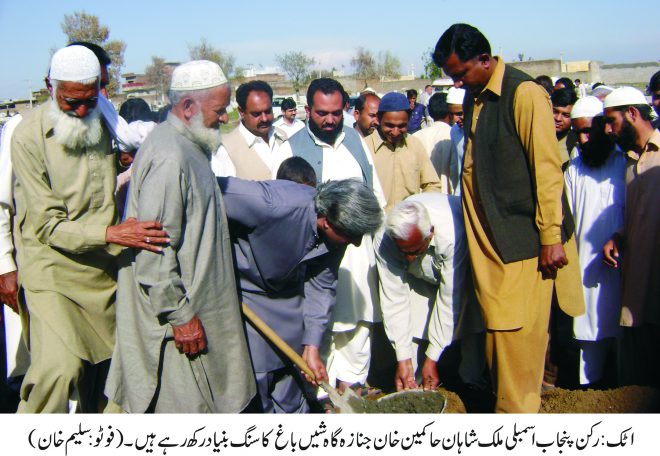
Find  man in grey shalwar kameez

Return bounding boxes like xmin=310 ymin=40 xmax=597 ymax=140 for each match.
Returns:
xmin=105 ymin=61 xmax=256 ymax=413
xmin=218 ymin=175 xmax=382 ymax=413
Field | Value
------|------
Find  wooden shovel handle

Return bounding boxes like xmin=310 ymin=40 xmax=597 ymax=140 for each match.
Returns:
xmin=241 ymin=302 xmax=316 ymax=381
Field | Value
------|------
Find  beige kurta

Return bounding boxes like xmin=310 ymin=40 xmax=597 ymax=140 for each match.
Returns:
xmin=365 ymin=130 xmax=442 ymax=212
xmin=462 ymin=61 xmax=583 ymax=331
xmin=619 ymin=129 xmax=660 ymax=327
xmin=462 ymin=60 xmax=583 ymax=412
xmin=11 ymin=101 xmax=120 ymax=365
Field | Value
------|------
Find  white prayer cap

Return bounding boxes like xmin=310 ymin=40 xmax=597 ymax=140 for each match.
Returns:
xmin=591 ymin=84 xmax=614 ymax=99
xmin=570 ymin=96 xmax=603 ymax=119
xmin=170 ymin=60 xmax=228 ymax=91
xmin=604 ymin=86 xmax=648 ymax=109
xmin=446 ymin=87 xmax=466 ymax=105
xmin=50 ymin=45 xmax=100 ymax=82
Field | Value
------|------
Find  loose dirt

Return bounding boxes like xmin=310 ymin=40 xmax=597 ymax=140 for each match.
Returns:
xmin=348 ymin=385 xmax=660 ymax=413
xmin=440 ymin=385 xmax=660 ymax=414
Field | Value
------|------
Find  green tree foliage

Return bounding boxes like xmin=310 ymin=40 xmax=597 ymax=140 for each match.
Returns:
xmin=144 ymin=56 xmax=172 ymax=105
xmin=61 ymin=11 xmax=126 ymax=97
xmin=275 ymin=52 xmax=316 ymax=94
xmin=377 ymin=51 xmax=401 ymax=80
xmin=352 ymin=48 xmax=401 ymax=84
xmin=188 ymin=38 xmax=235 ymax=77
xmin=421 ymin=47 xmax=443 ymax=80
xmin=351 ymin=47 xmax=378 ymax=87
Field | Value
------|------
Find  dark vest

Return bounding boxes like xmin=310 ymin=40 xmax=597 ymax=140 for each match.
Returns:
xmin=463 ymin=65 xmax=574 ymax=263
xmin=288 ymin=125 xmax=374 ymax=189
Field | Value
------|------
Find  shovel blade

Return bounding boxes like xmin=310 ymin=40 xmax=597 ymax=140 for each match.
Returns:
xmin=320 ymin=381 xmax=360 ymax=413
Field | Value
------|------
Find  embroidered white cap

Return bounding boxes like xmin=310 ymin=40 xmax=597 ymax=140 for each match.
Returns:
xmin=604 ymin=86 xmax=648 ymax=109
xmin=50 ymin=45 xmax=100 ymax=82
xmin=170 ymin=60 xmax=228 ymax=91
xmin=570 ymin=96 xmax=603 ymax=119
xmin=446 ymin=87 xmax=466 ymax=105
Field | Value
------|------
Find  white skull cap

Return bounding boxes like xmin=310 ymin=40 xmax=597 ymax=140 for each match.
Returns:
xmin=446 ymin=87 xmax=466 ymax=105
xmin=604 ymin=86 xmax=648 ymax=109
xmin=170 ymin=60 xmax=228 ymax=91
xmin=570 ymin=96 xmax=603 ymax=119
xmin=50 ymin=45 xmax=100 ymax=82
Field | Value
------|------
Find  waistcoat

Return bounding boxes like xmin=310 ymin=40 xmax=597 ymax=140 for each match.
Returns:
xmin=463 ymin=65 xmax=574 ymax=263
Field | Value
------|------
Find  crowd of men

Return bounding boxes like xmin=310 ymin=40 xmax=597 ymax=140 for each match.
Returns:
xmin=0 ymin=23 xmax=658 ymax=414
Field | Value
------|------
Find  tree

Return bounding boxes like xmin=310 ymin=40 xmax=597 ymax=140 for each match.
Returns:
xmin=517 ymin=53 xmax=525 ymax=62
xmin=275 ymin=52 xmax=316 ymax=94
xmin=377 ymin=51 xmax=401 ymax=80
xmin=421 ymin=47 xmax=443 ymax=80
xmin=145 ymin=56 xmax=172 ymax=105
xmin=351 ymin=47 xmax=378 ymax=87
xmin=188 ymin=38 xmax=235 ymax=77
xmin=61 ymin=11 xmax=126 ymax=97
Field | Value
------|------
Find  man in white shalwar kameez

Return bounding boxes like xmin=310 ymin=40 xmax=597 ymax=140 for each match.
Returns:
xmin=278 ymin=78 xmax=387 ymax=392
xmin=564 ymin=96 xmax=625 ymax=385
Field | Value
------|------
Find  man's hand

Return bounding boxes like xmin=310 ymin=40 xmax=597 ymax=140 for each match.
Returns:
xmin=539 ymin=243 xmax=568 ymax=279
xmin=421 ymin=358 xmax=440 ymax=390
xmin=302 ymin=345 xmax=328 ymax=385
xmin=172 ymin=315 xmax=207 ymax=357
xmin=602 ymin=234 xmax=622 ymax=269
xmin=394 ymin=359 xmax=418 ymax=391
xmin=105 ymin=217 xmax=169 ymax=253
xmin=0 ymin=271 xmax=18 ymax=314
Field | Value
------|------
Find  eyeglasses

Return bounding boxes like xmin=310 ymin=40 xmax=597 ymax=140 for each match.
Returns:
xmin=61 ymin=96 xmax=99 ymax=110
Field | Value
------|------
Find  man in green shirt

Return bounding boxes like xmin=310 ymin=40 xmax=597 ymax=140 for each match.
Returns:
xmin=11 ymin=45 xmax=168 ymax=413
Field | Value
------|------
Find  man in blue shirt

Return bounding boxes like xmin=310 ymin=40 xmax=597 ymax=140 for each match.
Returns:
xmin=406 ymin=89 xmax=427 ymax=133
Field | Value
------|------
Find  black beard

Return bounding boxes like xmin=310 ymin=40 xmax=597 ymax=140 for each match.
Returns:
xmin=614 ymin=118 xmax=637 ymax=154
xmin=580 ymin=138 xmax=615 ymax=168
xmin=308 ymin=117 xmax=343 ymax=145
xmin=579 ymin=116 xmax=616 ymax=168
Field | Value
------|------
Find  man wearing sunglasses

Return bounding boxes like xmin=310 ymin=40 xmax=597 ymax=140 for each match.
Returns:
xmin=9 ymin=45 xmax=167 ymax=413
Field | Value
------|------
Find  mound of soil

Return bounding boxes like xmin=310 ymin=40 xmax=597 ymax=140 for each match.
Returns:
xmin=440 ymin=385 xmax=660 ymax=414
xmin=350 ymin=390 xmax=447 ymax=413
xmin=540 ymin=386 xmax=660 ymax=413
xmin=350 ymin=386 xmax=660 ymax=413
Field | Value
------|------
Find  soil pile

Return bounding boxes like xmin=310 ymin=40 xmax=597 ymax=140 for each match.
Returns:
xmin=439 ymin=385 xmax=660 ymax=413
xmin=540 ymin=386 xmax=660 ymax=413
xmin=350 ymin=390 xmax=447 ymax=413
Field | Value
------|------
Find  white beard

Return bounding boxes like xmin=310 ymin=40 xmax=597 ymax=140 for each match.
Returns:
xmin=48 ymin=101 xmax=103 ymax=150
xmin=188 ymin=111 xmax=222 ymax=153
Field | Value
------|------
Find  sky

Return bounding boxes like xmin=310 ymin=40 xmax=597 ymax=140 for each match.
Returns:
xmin=1 ymin=0 xmax=659 ymax=100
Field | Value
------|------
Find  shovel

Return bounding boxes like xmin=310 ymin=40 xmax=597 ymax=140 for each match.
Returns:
xmin=241 ymin=302 xmax=360 ymax=413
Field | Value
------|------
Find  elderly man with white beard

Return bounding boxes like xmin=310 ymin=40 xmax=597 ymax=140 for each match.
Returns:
xmin=10 ymin=45 xmax=168 ymax=413
xmin=104 ymin=61 xmax=256 ymax=413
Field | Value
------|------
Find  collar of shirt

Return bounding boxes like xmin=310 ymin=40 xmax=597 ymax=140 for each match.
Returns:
xmin=371 ymin=128 xmax=408 ymax=153
xmin=238 ymin=122 xmax=281 ymax=149
xmin=305 ymin=122 xmax=346 ymax=150
xmin=478 ymin=57 xmax=504 ymax=101
xmin=626 ymin=128 xmax=660 ymax=161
